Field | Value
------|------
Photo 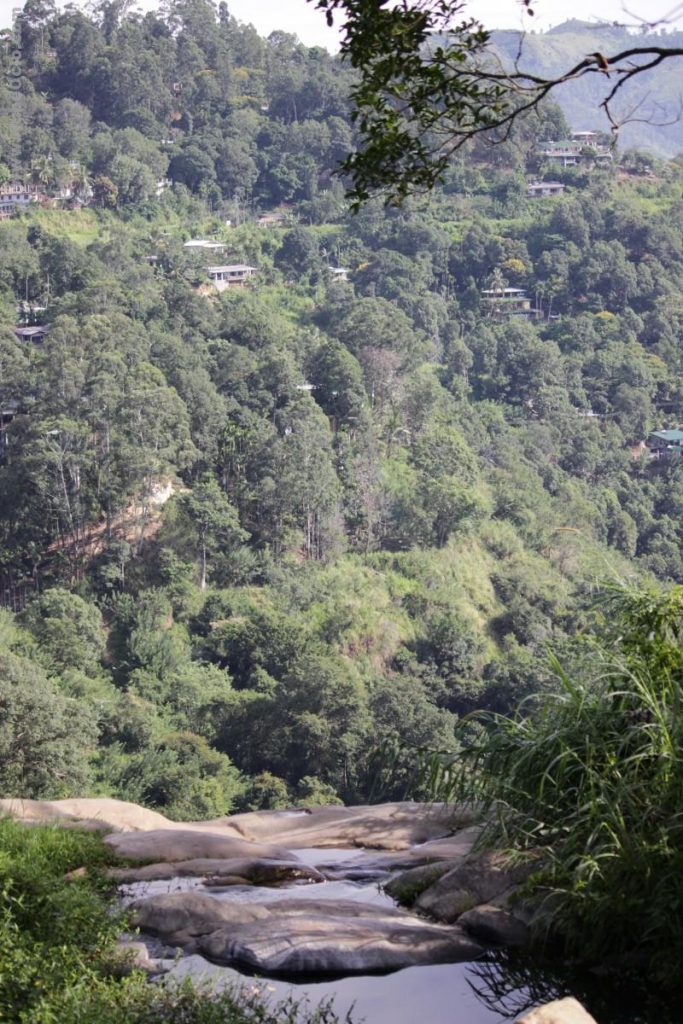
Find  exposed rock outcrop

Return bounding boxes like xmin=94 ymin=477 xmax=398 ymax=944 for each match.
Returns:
xmin=516 ymin=997 xmax=598 ymax=1024
xmin=104 ymin=828 xmax=295 ymax=864
xmin=415 ymin=849 xmax=537 ymax=923
xmin=131 ymin=891 xmax=484 ymax=975
xmin=0 ymin=797 xmax=173 ymax=832
xmin=132 ymin=891 xmax=273 ymax=939
xmin=5 ymin=797 xmax=542 ymax=974
xmin=1 ymin=797 xmax=467 ymax=850
xmin=203 ymin=802 xmax=469 ymax=850
xmin=113 ymin=940 xmax=169 ymax=976
xmin=458 ymin=903 xmax=530 ymax=946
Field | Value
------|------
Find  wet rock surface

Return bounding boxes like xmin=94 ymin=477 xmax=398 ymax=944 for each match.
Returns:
xmin=199 ymin=906 xmax=484 ymax=974
xmin=132 ymin=891 xmax=483 ymax=974
xmin=110 ymin=857 xmax=324 ymax=886
xmin=99 ymin=802 xmax=507 ymax=975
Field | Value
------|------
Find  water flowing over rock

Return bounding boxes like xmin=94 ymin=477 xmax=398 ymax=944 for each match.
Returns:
xmin=4 ymin=797 xmax=601 ymax=1017
xmin=109 ymin=856 xmax=325 ymax=885
xmin=5 ymin=798 xmax=555 ymax=981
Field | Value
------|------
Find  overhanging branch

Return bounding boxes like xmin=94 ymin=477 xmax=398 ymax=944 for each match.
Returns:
xmin=310 ymin=0 xmax=683 ymax=206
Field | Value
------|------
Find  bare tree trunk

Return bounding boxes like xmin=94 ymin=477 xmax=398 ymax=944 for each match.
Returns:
xmin=200 ymin=533 xmax=207 ymax=590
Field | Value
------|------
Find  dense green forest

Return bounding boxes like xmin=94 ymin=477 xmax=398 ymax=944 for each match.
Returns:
xmin=1 ymin=0 xmax=683 ymax=818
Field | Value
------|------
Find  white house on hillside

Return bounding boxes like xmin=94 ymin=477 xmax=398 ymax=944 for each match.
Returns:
xmin=184 ymin=239 xmax=226 ymax=252
xmin=206 ymin=265 xmax=257 ymax=290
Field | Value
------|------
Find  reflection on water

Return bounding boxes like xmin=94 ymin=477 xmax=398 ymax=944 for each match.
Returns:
xmin=155 ymin=922 xmax=683 ymax=1024
xmin=162 ymin=955 xmax=521 ymax=1023
xmin=194 ymin=953 xmax=683 ymax=1024
xmin=468 ymin=949 xmax=683 ymax=1024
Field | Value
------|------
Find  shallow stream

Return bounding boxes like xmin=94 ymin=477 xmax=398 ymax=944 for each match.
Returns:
xmin=124 ymin=846 xmax=681 ymax=1024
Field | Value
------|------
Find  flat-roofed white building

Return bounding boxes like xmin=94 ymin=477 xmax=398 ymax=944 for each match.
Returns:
xmin=206 ymin=264 xmax=257 ymax=290
xmin=328 ymin=266 xmax=350 ymax=281
xmin=184 ymin=239 xmax=227 ymax=252
xmin=527 ymin=181 xmax=565 ymax=198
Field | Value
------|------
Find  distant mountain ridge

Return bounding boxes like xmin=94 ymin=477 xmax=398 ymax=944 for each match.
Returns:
xmin=490 ymin=21 xmax=683 ymax=156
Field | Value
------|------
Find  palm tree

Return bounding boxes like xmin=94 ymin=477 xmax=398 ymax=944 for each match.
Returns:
xmin=30 ymin=153 xmax=55 ymax=191
xmin=72 ymin=164 xmax=92 ymax=202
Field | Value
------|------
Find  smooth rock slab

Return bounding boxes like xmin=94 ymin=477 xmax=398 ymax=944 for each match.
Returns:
xmin=0 ymin=797 xmax=173 ymax=832
xmin=133 ymin=892 xmax=407 ymax=938
xmin=1 ymin=798 xmax=475 ymax=854
xmin=199 ymin=911 xmax=484 ymax=975
xmin=105 ymin=828 xmax=295 ymax=864
xmin=458 ymin=903 xmax=530 ymax=947
xmin=132 ymin=892 xmax=272 ymax=937
xmin=113 ymin=940 xmax=169 ymax=975
xmin=384 ymin=861 xmax=455 ymax=905
xmin=132 ymin=891 xmax=484 ymax=975
xmin=208 ymin=802 xmax=465 ymax=851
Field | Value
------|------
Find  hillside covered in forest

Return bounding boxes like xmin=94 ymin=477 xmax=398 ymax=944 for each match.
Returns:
xmin=1 ymin=0 xmax=683 ymax=820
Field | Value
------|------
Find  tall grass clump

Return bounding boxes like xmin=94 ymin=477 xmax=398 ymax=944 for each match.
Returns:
xmin=451 ymin=582 xmax=683 ymax=981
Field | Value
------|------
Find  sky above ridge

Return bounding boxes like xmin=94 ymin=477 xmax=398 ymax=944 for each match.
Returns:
xmin=0 ymin=0 xmax=681 ymax=48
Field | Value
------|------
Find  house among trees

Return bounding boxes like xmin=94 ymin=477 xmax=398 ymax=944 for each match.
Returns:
xmin=257 ymin=212 xmax=285 ymax=227
xmin=13 ymin=324 xmax=50 ymax=344
xmin=328 ymin=266 xmax=350 ymax=281
xmin=527 ymin=181 xmax=565 ymax=198
xmin=481 ymin=287 xmax=539 ymax=318
xmin=206 ymin=264 xmax=257 ymax=291
xmin=647 ymin=429 xmax=683 ymax=459
xmin=537 ymin=135 xmax=613 ymax=167
xmin=183 ymin=238 xmax=226 ymax=252
xmin=0 ymin=182 xmax=44 ymax=220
